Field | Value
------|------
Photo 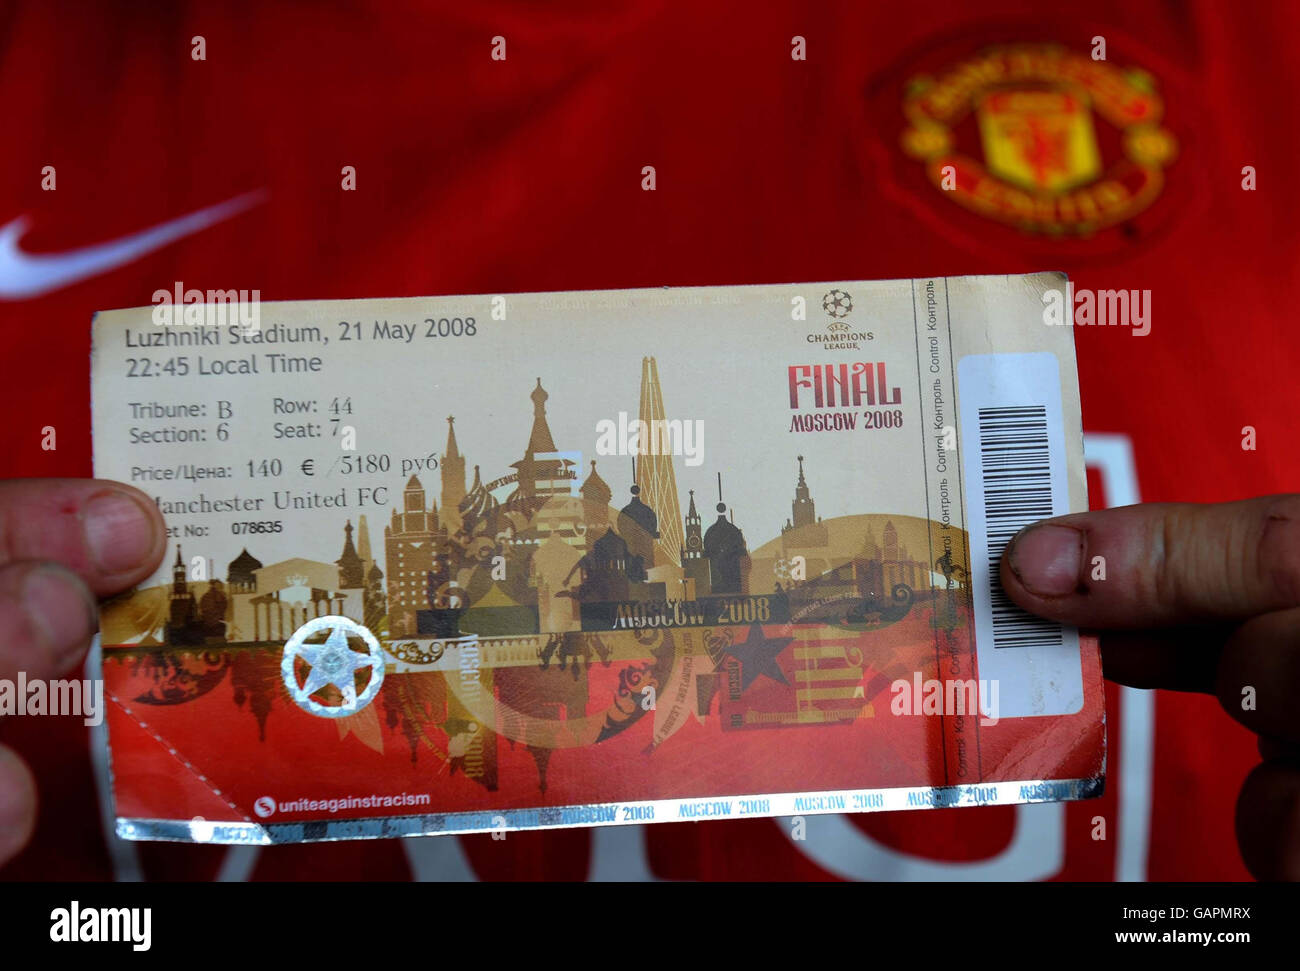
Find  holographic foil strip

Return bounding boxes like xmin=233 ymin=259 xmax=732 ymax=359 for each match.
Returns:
xmin=117 ymin=776 xmax=1103 ymax=845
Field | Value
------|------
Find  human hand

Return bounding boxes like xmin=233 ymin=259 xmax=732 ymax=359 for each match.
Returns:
xmin=1002 ymin=496 xmax=1300 ymax=881
xmin=0 ymin=479 xmax=165 ymax=866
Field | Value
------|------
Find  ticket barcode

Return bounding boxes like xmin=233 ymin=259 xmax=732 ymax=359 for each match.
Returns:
xmin=958 ymin=351 xmax=1083 ymax=717
xmin=976 ymin=405 xmax=1064 ymax=650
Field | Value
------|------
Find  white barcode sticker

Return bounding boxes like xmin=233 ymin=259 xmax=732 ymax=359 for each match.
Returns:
xmin=958 ymin=351 xmax=1083 ymax=718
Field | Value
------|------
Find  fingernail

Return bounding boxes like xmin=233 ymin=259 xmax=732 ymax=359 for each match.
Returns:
xmin=1007 ymin=524 xmax=1083 ymax=596
xmin=83 ymin=491 xmax=157 ymax=575
xmin=23 ymin=566 xmax=97 ymax=671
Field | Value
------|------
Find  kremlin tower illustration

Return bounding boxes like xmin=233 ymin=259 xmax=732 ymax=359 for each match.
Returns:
xmin=164 ymin=545 xmax=228 ymax=645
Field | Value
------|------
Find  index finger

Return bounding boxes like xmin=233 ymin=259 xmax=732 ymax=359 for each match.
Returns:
xmin=0 ymin=478 xmax=167 ymax=597
xmin=999 ymin=495 xmax=1300 ymax=628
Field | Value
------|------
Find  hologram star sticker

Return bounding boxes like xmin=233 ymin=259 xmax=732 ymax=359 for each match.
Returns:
xmin=281 ymin=616 xmax=386 ymax=718
xmin=297 ymin=625 xmax=374 ymax=705
xmin=718 ymin=622 xmax=793 ymax=692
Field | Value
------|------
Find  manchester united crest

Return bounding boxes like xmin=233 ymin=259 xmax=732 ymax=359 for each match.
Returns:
xmin=900 ymin=44 xmax=1178 ymax=234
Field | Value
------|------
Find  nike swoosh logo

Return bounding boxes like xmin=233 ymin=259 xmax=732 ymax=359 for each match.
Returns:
xmin=0 ymin=190 xmax=265 ymax=300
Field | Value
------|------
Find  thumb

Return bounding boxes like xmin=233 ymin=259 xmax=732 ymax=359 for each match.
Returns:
xmin=999 ymin=496 xmax=1300 ymax=628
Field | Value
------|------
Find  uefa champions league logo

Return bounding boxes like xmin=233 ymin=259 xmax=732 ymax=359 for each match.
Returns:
xmin=806 ymin=289 xmax=868 ymax=348
xmin=822 ymin=289 xmax=853 ymax=319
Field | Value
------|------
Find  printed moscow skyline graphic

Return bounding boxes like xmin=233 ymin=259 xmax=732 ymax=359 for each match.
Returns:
xmin=106 ymin=356 xmax=957 ymax=652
